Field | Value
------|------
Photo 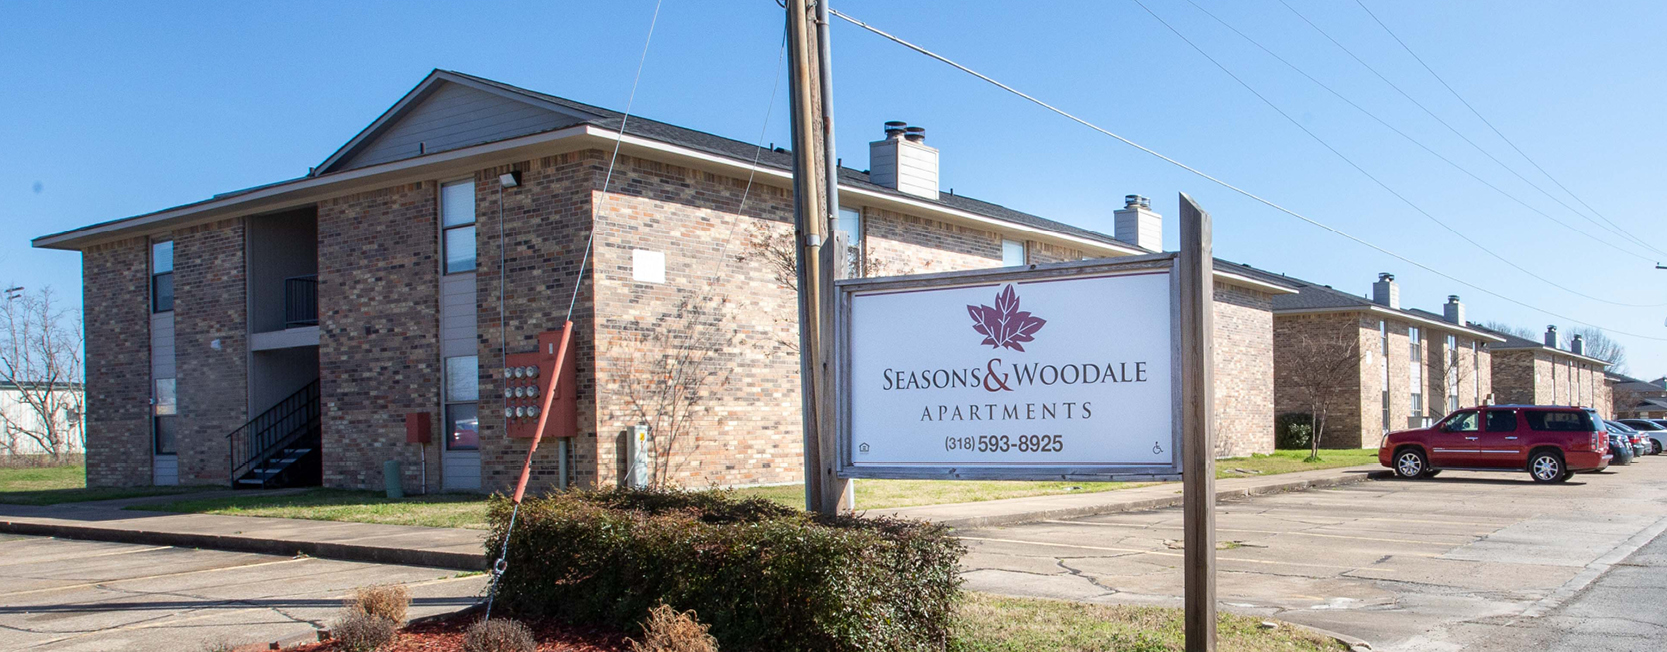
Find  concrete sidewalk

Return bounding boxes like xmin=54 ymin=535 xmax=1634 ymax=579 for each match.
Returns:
xmin=0 ymin=494 xmax=488 ymax=570
xmin=0 ymin=465 xmax=1381 ymax=569
xmin=875 ymin=464 xmax=1385 ymax=528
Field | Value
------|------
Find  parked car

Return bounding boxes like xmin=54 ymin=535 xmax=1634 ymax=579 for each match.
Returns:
xmin=1608 ymin=421 xmax=1650 ymax=458
xmin=1618 ymin=419 xmax=1666 ymax=455
xmin=1380 ymin=405 xmax=1610 ymax=483
xmin=1607 ymin=431 xmax=1634 ymax=466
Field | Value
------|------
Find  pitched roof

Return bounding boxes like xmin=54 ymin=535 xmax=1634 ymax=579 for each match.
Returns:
xmin=1215 ymin=262 xmax=1503 ymax=340
xmin=1467 ymin=324 xmax=1612 ymax=366
xmin=323 ymin=70 xmax=1140 ymax=251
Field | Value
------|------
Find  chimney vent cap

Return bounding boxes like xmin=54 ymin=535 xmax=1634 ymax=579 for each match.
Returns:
xmin=1379 ymin=272 xmax=1395 ymax=282
xmin=903 ymin=126 xmax=926 ymax=142
xmin=1448 ymin=295 xmax=1460 ymax=302
xmin=883 ymin=121 xmax=907 ymax=138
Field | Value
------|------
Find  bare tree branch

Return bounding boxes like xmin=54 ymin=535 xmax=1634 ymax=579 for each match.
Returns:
xmin=0 ymin=285 xmax=84 ymax=461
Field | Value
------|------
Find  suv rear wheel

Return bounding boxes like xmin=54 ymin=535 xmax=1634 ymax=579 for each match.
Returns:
xmin=1654 ymin=440 xmax=1662 ymax=455
xmin=1394 ymin=448 xmax=1428 ymax=479
xmin=1528 ymin=451 xmax=1564 ymax=483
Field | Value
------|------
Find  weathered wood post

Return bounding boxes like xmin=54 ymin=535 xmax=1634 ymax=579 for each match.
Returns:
xmin=1178 ymin=192 xmax=1217 ymax=651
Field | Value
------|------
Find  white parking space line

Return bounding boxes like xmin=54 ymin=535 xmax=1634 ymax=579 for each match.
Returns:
xmin=0 ymin=556 xmax=312 ymax=598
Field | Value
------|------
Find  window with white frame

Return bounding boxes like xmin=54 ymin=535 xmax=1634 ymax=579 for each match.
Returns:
xmin=1001 ymin=239 xmax=1026 ymax=267
xmin=836 ymin=206 xmax=863 ymax=276
xmin=151 ymin=241 xmax=174 ymax=313
xmin=1472 ymin=341 xmax=1481 ymax=404
xmin=153 ymin=378 xmax=177 ymax=455
xmin=441 ymin=180 xmax=477 ymax=274
xmin=1446 ymin=334 xmax=1459 ymax=412
xmin=444 ymin=356 xmax=479 ymax=451
xmin=1380 ymin=321 xmax=1389 ymax=433
xmin=1409 ymin=326 xmax=1423 ymax=416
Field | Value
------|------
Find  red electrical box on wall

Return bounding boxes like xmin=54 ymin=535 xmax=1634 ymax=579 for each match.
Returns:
xmin=503 ymin=329 xmax=578 ymax=439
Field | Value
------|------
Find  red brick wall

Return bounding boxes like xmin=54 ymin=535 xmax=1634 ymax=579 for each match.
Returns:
xmin=474 ymin=152 xmax=603 ymax=492
xmin=1272 ymin=312 xmax=1366 ymax=448
xmin=82 ymin=237 xmax=153 ymax=487
xmin=316 ymin=182 xmax=441 ymax=490
xmin=1213 ymin=283 xmax=1275 ymax=457
xmin=171 ymin=219 xmax=248 ymax=485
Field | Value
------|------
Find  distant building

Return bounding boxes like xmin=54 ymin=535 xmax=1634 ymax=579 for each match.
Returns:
xmin=1233 ymin=267 xmax=1505 ymax=449
xmin=0 ymin=381 xmax=84 ymax=457
xmin=36 ymin=70 xmax=1293 ymax=491
xmin=1608 ymin=372 xmax=1667 ymax=419
xmin=1476 ymin=325 xmax=1612 ymax=416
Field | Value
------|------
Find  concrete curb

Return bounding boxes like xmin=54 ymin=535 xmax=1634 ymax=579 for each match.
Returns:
xmin=927 ymin=468 xmax=1390 ymax=529
xmin=0 ymin=519 xmax=488 ymax=571
xmin=1286 ymin=622 xmax=1373 ymax=651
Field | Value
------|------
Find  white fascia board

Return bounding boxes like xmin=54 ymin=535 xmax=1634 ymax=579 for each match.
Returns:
xmin=1274 ymin=305 xmax=1509 ymax=343
xmin=1489 ymin=343 xmax=1612 ymax=367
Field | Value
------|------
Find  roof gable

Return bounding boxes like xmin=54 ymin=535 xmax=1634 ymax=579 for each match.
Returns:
xmin=317 ymin=70 xmax=598 ymax=174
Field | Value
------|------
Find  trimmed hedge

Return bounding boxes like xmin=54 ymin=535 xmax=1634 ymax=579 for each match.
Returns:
xmin=487 ymin=488 xmax=965 ymax=652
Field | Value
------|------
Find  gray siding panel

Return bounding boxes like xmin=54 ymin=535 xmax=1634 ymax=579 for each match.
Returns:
xmin=340 ymin=82 xmax=569 ymax=171
xmin=153 ymin=454 xmax=178 ymax=486
xmin=439 ymin=273 xmax=477 ymax=359
xmin=150 ymin=313 xmax=175 ymax=378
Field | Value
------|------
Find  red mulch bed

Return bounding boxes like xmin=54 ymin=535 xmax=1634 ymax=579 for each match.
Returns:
xmin=285 ymin=612 xmax=633 ymax=652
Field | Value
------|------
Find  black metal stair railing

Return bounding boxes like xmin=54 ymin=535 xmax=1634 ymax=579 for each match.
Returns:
xmin=284 ymin=275 xmax=318 ymax=328
xmin=228 ymin=379 xmax=321 ymax=487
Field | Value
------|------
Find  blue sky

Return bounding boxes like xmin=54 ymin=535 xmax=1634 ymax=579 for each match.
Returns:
xmin=4 ymin=1 xmax=1665 ymax=374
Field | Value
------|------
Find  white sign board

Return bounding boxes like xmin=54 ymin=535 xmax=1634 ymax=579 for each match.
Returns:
xmin=836 ymin=256 xmax=1182 ymax=481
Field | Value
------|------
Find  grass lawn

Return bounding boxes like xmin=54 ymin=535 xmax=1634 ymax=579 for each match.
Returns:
xmin=1216 ymin=448 xmax=1379 ymax=479
xmin=0 ymin=465 xmax=199 ymax=506
xmin=953 ymin=592 xmax=1346 ymax=651
xmin=139 ymin=489 xmax=490 ymax=529
xmin=134 ymin=449 xmax=1382 ymax=528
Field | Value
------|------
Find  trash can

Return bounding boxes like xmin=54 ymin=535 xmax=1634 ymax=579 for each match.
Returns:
xmin=384 ymin=460 xmax=404 ymax=499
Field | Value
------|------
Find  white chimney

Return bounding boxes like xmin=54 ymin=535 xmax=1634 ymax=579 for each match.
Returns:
xmin=1113 ymin=195 xmax=1162 ymax=252
xmin=1443 ymin=295 xmax=1465 ymax=326
xmin=1372 ymin=273 xmax=1399 ymax=309
xmin=1572 ymin=334 xmax=1585 ymax=355
xmin=1544 ymin=325 xmax=1559 ymax=348
xmin=868 ymin=121 xmax=939 ymax=200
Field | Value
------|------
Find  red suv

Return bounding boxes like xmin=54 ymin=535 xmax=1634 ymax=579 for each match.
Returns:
xmin=1379 ymin=405 xmax=1610 ymax=483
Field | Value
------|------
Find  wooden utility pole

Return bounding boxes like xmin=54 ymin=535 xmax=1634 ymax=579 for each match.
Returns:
xmin=1178 ymin=193 xmax=1217 ymax=651
xmin=786 ymin=0 xmax=852 ymax=515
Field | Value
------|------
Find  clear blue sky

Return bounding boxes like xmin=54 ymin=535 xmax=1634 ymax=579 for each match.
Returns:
xmin=4 ymin=1 xmax=1665 ymax=375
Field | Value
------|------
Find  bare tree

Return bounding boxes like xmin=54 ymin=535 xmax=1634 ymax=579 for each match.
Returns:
xmin=1284 ymin=328 xmax=1366 ymax=461
xmin=734 ymin=221 xmax=916 ymax=354
xmin=1479 ymin=321 xmax=1538 ymax=341
xmin=609 ymin=294 xmax=741 ymax=488
xmin=1571 ymin=327 xmax=1626 ymax=373
xmin=0 ymin=286 xmax=84 ymax=460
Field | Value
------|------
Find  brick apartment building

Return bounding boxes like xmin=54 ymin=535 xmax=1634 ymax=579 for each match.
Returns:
xmin=1234 ymin=268 xmax=1506 ymax=449
xmin=1609 ymin=372 xmax=1667 ymax=419
xmin=1479 ymin=325 xmax=1613 ymax=416
xmin=36 ymin=70 xmax=1293 ymax=493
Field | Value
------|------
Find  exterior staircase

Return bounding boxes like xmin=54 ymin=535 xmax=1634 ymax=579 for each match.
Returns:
xmin=228 ymin=379 xmax=322 ymax=489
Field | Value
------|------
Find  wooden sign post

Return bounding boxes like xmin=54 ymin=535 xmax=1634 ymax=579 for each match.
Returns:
xmin=1178 ymin=193 xmax=1216 ymax=651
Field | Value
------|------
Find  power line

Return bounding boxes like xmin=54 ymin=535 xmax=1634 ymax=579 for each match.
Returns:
xmin=1177 ymin=0 xmax=1659 ymax=265
xmin=825 ymin=7 xmax=1667 ymax=341
xmin=1131 ymin=0 xmax=1663 ymax=308
xmin=1277 ymin=0 xmax=1667 ymax=259
xmin=1351 ymin=0 xmax=1661 ymax=257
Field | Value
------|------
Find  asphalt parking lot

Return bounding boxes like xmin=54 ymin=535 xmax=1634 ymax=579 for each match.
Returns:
xmin=0 ymin=535 xmax=488 ymax=651
xmin=960 ymin=458 xmax=1667 ymax=651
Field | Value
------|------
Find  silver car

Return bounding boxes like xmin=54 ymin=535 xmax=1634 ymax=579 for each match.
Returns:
xmin=1618 ymin=419 xmax=1666 ymax=455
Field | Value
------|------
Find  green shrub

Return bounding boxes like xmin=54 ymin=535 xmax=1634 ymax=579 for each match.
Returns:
xmin=1275 ymin=413 xmax=1314 ymax=449
xmin=487 ymin=488 xmax=965 ymax=652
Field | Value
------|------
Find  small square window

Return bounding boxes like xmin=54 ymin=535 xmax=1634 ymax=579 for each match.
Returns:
xmin=444 ymin=226 xmax=476 ymax=274
xmin=1001 ymin=239 xmax=1026 ymax=267
xmin=445 ymin=356 xmax=479 ymax=402
xmin=445 ymin=404 xmax=479 ymax=451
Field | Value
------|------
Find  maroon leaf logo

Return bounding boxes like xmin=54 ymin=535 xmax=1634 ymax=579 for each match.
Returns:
xmin=967 ymin=284 xmax=1047 ymax=352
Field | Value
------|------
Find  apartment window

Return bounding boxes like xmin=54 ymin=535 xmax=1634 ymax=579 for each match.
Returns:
xmin=153 ymin=378 xmax=177 ymax=455
xmin=1446 ymin=335 xmax=1459 ymax=412
xmin=444 ymin=356 xmax=479 ymax=451
xmin=836 ymin=206 xmax=864 ymax=276
xmin=1472 ymin=341 xmax=1481 ymax=404
xmin=1380 ymin=321 xmax=1389 ymax=433
xmin=441 ymin=180 xmax=477 ymax=274
xmin=151 ymin=241 xmax=174 ymax=313
xmin=1002 ymin=239 xmax=1026 ymax=267
xmin=1408 ymin=327 xmax=1423 ymax=417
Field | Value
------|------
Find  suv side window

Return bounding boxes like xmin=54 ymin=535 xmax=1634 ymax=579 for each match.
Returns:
xmin=1486 ymin=410 xmax=1517 ymax=432
xmin=1525 ymin=410 xmax=1591 ymax=432
xmin=1445 ymin=410 xmax=1480 ymax=432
